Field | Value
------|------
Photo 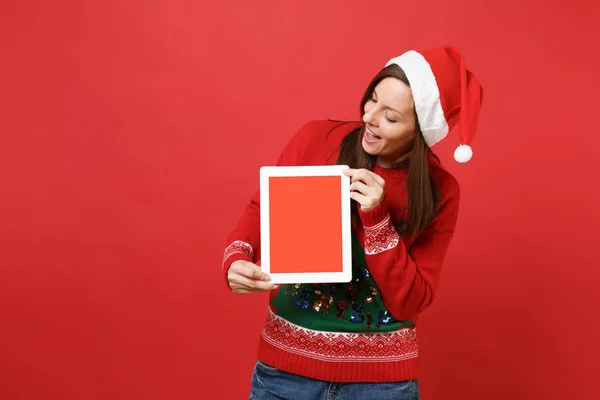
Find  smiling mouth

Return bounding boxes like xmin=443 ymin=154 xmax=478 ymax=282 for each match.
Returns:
xmin=366 ymin=128 xmax=381 ymax=139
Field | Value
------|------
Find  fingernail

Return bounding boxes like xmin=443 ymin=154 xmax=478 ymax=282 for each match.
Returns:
xmin=262 ymin=274 xmax=271 ymax=281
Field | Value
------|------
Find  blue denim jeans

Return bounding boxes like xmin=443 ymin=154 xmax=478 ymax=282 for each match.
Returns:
xmin=249 ymin=360 xmax=420 ymax=400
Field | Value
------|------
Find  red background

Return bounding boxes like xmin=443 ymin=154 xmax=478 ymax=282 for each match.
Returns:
xmin=1 ymin=1 xmax=599 ymax=399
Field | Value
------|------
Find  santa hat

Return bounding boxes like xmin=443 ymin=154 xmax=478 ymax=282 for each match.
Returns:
xmin=385 ymin=46 xmax=483 ymax=163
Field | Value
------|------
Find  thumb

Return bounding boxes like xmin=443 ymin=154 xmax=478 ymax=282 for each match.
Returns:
xmin=247 ymin=263 xmax=271 ymax=281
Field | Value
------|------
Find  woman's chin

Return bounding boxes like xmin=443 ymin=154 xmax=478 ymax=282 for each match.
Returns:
xmin=361 ymin=139 xmax=379 ymax=155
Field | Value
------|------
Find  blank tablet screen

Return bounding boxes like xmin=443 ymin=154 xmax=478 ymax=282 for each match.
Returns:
xmin=268 ymin=175 xmax=343 ymax=273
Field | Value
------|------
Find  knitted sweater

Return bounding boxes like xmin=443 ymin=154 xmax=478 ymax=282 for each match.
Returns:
xmin=222 ymin=119 xmax=460 ymax=382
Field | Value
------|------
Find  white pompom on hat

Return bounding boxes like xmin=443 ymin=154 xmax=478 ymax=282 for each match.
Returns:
xmin=385 ymin=46 xmax=483 ymax=163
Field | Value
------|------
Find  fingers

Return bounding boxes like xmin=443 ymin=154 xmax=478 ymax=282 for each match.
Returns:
xmin=349 ymin=180 xmax=371 ymax=196
xmin=345 ymin=168 xmax=385 ymax=211
xmin=229 ymin=273 xmax=279 ymax=293
xmin=344 ymin=168 xmax=374 ymax=185
xmin=370 ymin=173 xmax=386 ymax=186
xmin=344 ymin=168 xmax=385 ymax=187
xmin=349 ymin=190 xmax=368 ymax=205
xmin=350 ymin=191 xmax=381 ymax=211
xmin=228 ymin=260 xmax=280 ymax=294
xmin=231 ymin=260 xmax=270 ymax=282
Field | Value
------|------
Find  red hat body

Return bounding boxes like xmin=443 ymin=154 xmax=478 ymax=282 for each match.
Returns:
xmin=385 ymin=46 xmax=483 ymax=163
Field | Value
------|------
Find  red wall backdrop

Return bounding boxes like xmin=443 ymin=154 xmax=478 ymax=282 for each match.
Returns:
xmin=1 ymin=1 xmax=599 ymax=399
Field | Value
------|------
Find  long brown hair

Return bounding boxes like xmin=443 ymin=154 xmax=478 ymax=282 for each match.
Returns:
xmin=336 ymin=64 xmax=441 ymax=237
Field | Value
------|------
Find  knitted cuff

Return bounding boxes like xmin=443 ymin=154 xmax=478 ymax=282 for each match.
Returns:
xmin=222 ymin=241 xmax=254 ymax=289
xmin=358 ymin=201 xmax=390 ymax=227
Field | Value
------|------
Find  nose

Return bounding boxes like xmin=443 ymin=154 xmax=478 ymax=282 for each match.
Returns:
xmin=363 ymin=107 xmax=376 ymax=126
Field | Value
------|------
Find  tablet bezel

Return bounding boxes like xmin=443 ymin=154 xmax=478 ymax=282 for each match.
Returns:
xmin=259 ymin=165 xmax=352 ymax=284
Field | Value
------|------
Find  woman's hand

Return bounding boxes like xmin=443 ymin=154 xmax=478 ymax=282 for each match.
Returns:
xmin=227 ymin=260 xmax=280 ymax=294
xmin=344 ymin=168 xmax=385 ymax=211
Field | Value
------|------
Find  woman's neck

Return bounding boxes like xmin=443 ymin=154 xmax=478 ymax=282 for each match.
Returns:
xmin=375 ymin=151 xmax=410 ymax=169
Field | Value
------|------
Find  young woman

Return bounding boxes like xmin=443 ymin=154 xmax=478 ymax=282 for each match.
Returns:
xmin=222 ymin=45 xmax=483 ymax=399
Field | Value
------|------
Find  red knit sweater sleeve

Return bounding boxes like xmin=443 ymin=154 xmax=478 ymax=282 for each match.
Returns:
xmin=357 ymin=170 xmax=460 ymax=321
xmin=221 ymin=121 xmax=321 ymax=288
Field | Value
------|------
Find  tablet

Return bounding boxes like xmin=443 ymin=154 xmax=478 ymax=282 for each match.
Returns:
xmin=259 ymin=165 xmax=352 ymax=284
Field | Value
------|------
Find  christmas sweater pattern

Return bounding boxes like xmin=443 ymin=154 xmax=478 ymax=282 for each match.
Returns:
xmin=265 ymin=231 xmax=417 ymax=362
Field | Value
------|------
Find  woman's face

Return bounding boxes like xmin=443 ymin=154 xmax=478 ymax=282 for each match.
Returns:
xmin=362 ymin=77 xmax=418 ymax=167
